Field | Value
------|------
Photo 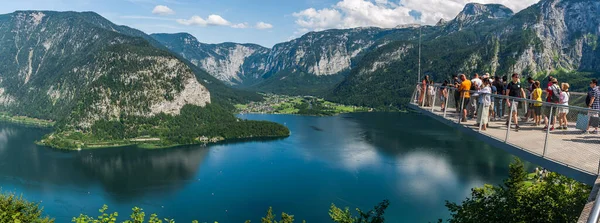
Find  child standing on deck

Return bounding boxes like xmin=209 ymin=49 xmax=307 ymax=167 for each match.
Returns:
xmin=532 ymin=81 xmax=543 ymax=126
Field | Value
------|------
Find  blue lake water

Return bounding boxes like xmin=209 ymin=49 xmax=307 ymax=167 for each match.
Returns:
xmin=0 ymin=113 xmax=522 ymax=222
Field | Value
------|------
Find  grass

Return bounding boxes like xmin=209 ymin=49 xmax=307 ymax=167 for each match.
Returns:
xmin=238 ymin=94 xmax=371 ymax=116
xmin=0 ymin=113 xmax=54 ymax=128
xmin=38 ymin=131 xmax=227 ymax=150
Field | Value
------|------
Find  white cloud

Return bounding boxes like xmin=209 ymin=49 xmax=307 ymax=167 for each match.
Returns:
xmin=292 ymin=0 xmax=539 ymax=31
xmin=232 ymin=23 xmax=249 ymax=29
xmin=256 ymin=22 xmax=273 ymax=30
xmin=206 ymin=14 xmax=231 ymax=26
xmin=152 ymin=5 xmax=175 ymax=16
xmin=176 ymin=14 xmax=231 ymax=26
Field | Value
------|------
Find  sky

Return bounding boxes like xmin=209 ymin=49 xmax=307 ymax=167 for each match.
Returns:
xmin=0 ymin=0 xmax=540 ymax=47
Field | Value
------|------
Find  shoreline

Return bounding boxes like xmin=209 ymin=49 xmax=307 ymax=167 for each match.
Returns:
xmin=38 ymin=134 xmax=290 ymax=151
xmin=0 ymin=114 xmax=55 ymax=128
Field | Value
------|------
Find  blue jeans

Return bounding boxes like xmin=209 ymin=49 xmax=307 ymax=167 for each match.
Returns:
xmin=495 ymin=98 xmax=503 ymax=117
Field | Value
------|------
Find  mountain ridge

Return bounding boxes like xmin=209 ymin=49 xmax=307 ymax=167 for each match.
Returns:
xmin=0 ymin=10 xmax=289 ymax=149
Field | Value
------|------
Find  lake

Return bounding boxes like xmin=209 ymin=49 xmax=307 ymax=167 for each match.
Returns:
xmin=0 ymin=113 xmax=523 ymax=222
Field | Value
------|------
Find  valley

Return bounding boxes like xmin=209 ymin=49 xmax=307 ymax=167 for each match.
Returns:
xmin=236 ymin=94 xmax=370 ymax=116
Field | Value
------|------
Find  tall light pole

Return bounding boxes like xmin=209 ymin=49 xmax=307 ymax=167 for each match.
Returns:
xmin=418 ymin=25 xmax=422 ymax=84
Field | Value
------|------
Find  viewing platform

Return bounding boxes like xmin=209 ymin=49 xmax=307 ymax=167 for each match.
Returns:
xmin=408 ymin=84 xmax=600 ymax=184
xmin=409 ymin=83 xmax=600 ymax=222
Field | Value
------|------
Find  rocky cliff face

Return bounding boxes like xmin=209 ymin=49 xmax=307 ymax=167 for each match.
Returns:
xmin=153 ymin=27 xmax=420 ymax=95
xmin=505 ymin=0 xmax=600 ymax=75
xmin=151 ymin=33 xmax=269 ymax=85
xmin=0 ymin=11 xmax=210 ymax=127
xmin=444 ymin=3 xmax=514 ymax=32
xmin=329 ymin=0 xmax=600 ymax=108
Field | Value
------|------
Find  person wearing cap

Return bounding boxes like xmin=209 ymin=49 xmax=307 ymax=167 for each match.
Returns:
xmin=505 ymin=73 xmax=526 ymax=131
xmin=543 ymin=78 xmax=560 ymax=131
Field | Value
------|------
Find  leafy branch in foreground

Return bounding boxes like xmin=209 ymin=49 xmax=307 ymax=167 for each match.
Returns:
xmin=0 ymin=191 xmax=54 ymax=223
xmin=440 ymin=158 xmax=591 ymax=223
xmin=329 ymin=199 xmax=390 ymax=223
xmin=70 ymin=200 xmax=390 ymax=223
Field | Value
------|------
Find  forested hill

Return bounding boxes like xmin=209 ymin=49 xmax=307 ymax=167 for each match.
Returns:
xmin=0 ymin=11 xmax=288 ymax=149
xmin=152 ymin=0 xmax=599 ymax=109
xmin=329 ymin=0 xmax=600 ymax=108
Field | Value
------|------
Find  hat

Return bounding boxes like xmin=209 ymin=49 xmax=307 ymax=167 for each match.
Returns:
xmin=551 ymin=78 xmax=558 ymax=83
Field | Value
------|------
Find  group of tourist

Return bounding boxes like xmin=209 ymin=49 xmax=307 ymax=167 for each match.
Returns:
xmin=417 ymin=73 xmax=600 ymax=134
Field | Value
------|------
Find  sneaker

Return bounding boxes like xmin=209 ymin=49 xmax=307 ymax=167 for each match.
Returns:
xmin=550 ymin=127 xmax=555 ymax=131
xmin=543 ymin=126 xmax=548 ymax=131
xmin=515 ymin=125 xmax=520 ymax=132
xmin=593 ymin=130 xmax=599 ymax=134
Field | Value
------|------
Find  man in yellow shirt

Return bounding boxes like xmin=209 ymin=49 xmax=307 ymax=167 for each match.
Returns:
xmin=459 ymin=74 xmax=472 ymax=122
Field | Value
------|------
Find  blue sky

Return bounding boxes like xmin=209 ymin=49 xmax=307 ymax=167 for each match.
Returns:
xmin=0 ymin=0 xmax=539 ymax=47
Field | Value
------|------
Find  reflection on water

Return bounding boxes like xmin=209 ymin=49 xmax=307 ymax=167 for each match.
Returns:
xmin=0 ymin=114 xmax=525 ymax=222
xmin=77 ymin=147 xmax=209 ymax=200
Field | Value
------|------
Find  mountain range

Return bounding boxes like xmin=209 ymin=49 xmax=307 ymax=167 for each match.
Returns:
xmin=153 ymin=0 xmax=599 ymax=107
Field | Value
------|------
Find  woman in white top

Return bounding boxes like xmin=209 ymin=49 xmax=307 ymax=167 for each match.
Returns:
xmin=559 ymin=83 xmax=570 ymax=130
xmin=476 ymin=78 xmax=492 ymax=131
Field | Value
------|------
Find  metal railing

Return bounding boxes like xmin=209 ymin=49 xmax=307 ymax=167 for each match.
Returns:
xmin=412 ymin=83 xmax=600 ymax=174
xmin=413 ymin=83 xmax=600 ymax=223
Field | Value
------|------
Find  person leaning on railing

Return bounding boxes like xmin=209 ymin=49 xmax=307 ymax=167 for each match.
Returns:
xmin=419 ymin=75 xmax=430 ymax=106
xmin=440 ymin=80 xmax=449 ymax=112
xmin=477 ymin=78 xmax=492 ymax=131
xmin=505 ymin=73 xmax=526 ymax=131
xmin=453 ymin=75 xmax=462 ymax=113
xmin=459 ymin=74 xmax=472 ymax=122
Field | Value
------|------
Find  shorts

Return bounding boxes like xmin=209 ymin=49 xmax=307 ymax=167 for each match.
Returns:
xmin=590 ymin=116 xmax=600 ymax=128
xmin=461 ymin=98 xmax=470 ymax=110
xmin=559 ymin=107 xmax=569 ymax=114
xmin=544 ymin=105 xmax=557 ymax=118
xmin=440 ymin=96 xmax=446 ymax=102
xmin=510 ymin=102 xmax=519 ymax=112
xmin=533 ymin=106 xmax=542 ymax=115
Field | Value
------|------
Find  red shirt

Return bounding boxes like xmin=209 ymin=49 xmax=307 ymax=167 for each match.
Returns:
xmin=546 ymin=82 xmax=553 ymax=102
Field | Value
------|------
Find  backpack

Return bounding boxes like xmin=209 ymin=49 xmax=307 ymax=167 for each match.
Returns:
xmin=587 ymin=89 xmax=593 ymax=106
xmin=551 ymin=85 xmax=561 ymax=103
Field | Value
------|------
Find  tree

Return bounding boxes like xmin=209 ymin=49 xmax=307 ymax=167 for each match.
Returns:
xmin=329 ymin=200 xmax=390 ymax=223
xmin=443 ymin=158 xmax=590 ymax=223
xmin=0 ymin=191 xmax=54 ymax=223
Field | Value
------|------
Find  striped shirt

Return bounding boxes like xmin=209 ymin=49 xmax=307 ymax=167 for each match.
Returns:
xmin=592 ymin=87 xmax=600 ymax=110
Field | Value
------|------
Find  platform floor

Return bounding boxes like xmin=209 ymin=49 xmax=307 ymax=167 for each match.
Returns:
xmin=413 ymin=102 xmax=600 ymax=175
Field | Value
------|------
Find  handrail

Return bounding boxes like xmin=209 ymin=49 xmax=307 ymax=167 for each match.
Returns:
xmin=418 ymin=84 xmax=597 ymax=113
xmin=588 ymin=190 xmax=600 ymax=223
xmin=413 ymin=83 xmax=600 ymax=223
